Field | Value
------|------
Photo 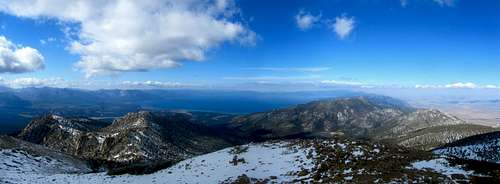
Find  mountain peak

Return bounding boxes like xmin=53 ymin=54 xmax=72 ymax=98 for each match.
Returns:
xmin=105 ymin=111 xmax=157 ymax=130
xmin=16 ymin=111 xmax=233 ymax=171
xmin=231 ymin=95 xmax=460 ymax=141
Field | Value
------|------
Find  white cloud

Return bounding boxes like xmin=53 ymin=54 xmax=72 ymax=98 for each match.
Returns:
xmin=0 ymin=0 xmax=256 ymax=77
xmin=414 ymin=84 xmax=441 ymax=89
xmin=400 ymin=0 xmax=456 ymax=7
xmin=0 ymin=77 xmax=189 ymax=89
xmin=122 ymin=80 xmax=186 ymax=89
xmin=433 ymin=0 xmax=455 ymax=7
xmin=0 ymin=36 xmax=44 ymax=73
xmin=2 ymin=77 xmax=66 ymax=88
xmin=445 ymin=82 xmax=477 ymax=89
xmin=223 ymin=75 xmax=320 ymax=81
xmin=485 ymin=85 xmax=500 ymax=89
xmin=295 ymin=10 xmax=321 ymax=31
xmin=246 ymin=67 xmax=330 ymax=72
xmin=330 ymin=15 xmax=355 ymax=40
xmin=40 ymin=37 xmax=56 ymax=45
xmin=320 ymin=80 xmax=364 ymax=86
xmin=414 ymin=82 xmax=500 ymax=89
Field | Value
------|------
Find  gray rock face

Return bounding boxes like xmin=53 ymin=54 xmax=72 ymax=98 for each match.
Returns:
xmin=17 ymin=111 xmax=232 ymax=165
xmin=230 ymin=96 xmax=465 ymax=141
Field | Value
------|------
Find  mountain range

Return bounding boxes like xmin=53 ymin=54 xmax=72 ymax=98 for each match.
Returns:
xmin=0 ymin=87 xmax=366 ymax=134
xmin=229 ymin=96 xmax=491 ymax=151
xmin=16 ymin=111 xmax=238 ymax=174
xmin=2 ymin=95 xmax=500 ymax=183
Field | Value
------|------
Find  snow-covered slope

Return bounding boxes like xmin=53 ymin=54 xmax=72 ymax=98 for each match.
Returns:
xmin=0 ymin=135 xmax=91 ymax=183
xmin=409 ymin=158 xmax=472 ymax=177
xmin=433 ymin=131 xmax=500 ymax=163
xmin=0 ymin=149 xmax=91 ymax=183
xmin=3 ymin=138 xmax=498 ymax=184
xmin=1 ymin=141 xmax=314 ymax=184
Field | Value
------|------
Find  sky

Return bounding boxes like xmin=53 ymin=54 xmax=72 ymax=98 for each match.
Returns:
xmin=0 ymin=0 xmax=498 ymax=91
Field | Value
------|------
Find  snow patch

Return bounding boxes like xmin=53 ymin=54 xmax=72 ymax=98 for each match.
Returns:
xmin=410 ymin=158 xmax=472 ymax=177
xmin=0 ymin=149 xmax=90 ymax=183
xmin=1 ymin=141 xmax=314 ymax=184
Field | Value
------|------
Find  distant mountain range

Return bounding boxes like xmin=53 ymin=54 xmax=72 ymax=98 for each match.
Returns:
xmin=0 ymin=87 xmax=367 ymax=134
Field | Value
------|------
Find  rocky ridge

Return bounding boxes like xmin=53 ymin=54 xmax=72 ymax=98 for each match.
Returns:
xmin=16 ymin=111 xmax=233 ymax=172
xmin=230 ymin=96 xmax=466 ymax=144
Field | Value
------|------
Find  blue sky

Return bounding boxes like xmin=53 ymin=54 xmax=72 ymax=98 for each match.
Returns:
xmin=0 ymin=0 xmax=498 ymax=90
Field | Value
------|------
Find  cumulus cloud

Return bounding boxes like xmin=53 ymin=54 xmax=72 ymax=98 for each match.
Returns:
xmin=330 ymin=15 xmax=355 ymax=40
xmin=295 ymin=10 xmax=321 ymax=31
xmin=294 ymin=10 xmax=356 ymax=40
xmin=0 ymin=0 xmax=256 ymax=76
xmin=0 ymin=36 xmax=44 ymax=73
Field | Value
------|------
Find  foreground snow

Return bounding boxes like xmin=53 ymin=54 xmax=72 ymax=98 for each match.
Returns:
xmin=410 ymin=158 xmax=472 ymax=177
xmin=1 ymin=141 xmax=314 ymax=184
xmin=0 ymin=149 xmax=91 ymax=183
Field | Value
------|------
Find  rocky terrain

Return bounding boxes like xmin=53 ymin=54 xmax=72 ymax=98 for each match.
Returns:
xmin=16 ymin=111 xmax=235 ymax=173
xmin=433 ymin=130 xmax=500 ymax=164
xmin=3 ymin=96 xmax=500 ymax=183
xmin=285 ymin=138 xmax=498 ymax=183
xmin=395 ymin=124 xmax=496 ymax=150
xmin=2 ymin=138 xmax=499 ymax=184
xmin=230 ymin=96 xmax=468 ymax=146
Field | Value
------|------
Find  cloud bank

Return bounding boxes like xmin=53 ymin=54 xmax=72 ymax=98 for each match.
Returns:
xmin=0 ymin=0 xmax=256 ymax=76
xmin=122 ymin=80 xmax=186 ymax=89
xmin=0 ymin=36 xmax=44 ymax=73
xmin=0 ymin=77 xmax=189 ymax=89
xmin=415 ymin=82 xmax=499 ymax=89
xmin=1 ymin=77 xmax=66 ymax=88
